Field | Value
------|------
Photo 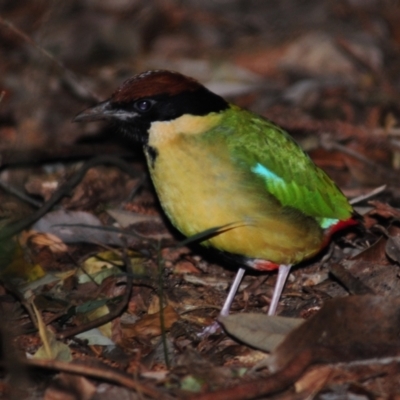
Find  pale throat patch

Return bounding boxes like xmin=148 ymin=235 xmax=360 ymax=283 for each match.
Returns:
xmin=148 ymin=113 xmax=222 ymax=146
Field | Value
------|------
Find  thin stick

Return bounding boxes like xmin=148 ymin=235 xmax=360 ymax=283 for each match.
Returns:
xmin=349 ymin=185 xmax=387 ymax=205
xmin=0 ymin=155 xmax=137 ymax=240
xmin=56 ymin=273 xmax=133 ymax=339
xmin=0 ymin=180 xmax=43 ymax=208
xmin=22 ymin=358 xmax=171 ymax=399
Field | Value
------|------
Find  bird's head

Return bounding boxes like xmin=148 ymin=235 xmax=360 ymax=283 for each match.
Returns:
xmin=74 ymin=70 xmax=228 ymax=144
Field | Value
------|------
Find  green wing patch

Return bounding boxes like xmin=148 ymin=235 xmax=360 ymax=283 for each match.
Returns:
xmin=223 ymin=106 xmax=352 ymax=221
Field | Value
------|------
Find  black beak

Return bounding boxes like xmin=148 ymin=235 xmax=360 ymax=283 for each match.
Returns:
xmin=73 ymin=100 xmax=138 ymax=123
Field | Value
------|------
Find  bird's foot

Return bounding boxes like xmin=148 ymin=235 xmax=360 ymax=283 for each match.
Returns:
xmin=197 ymin=320 xmax=222 ymax=337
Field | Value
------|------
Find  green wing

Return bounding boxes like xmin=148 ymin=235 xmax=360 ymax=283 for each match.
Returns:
xmin=222 ymin=106 xmax=352 ymax=224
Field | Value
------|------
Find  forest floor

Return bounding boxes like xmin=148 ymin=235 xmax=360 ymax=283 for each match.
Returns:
xmin=1 ymin=1 xmax=400 ymax=398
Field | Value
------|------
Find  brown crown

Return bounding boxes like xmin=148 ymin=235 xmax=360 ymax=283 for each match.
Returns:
xmin=111 ymin=70 xmax=203 ymax=103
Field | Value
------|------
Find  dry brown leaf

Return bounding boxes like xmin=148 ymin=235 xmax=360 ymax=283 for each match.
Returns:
xmin=294 ymin=365 xmax=333 ymax=394
xmin=219 ymin=313 xmax=303 ymax=352
xmin=369 ymin=201 xmax=400 ymax=220
xmin=341 ymin=225 xmax=400 ymax=296
xmin=268 ymin=295 xmax=400 ymax=373
xmin=173 ymin=260 xmax=201 ymax=274
xmin=27 ymin=232 xmax=68 ymax=253
xmin=386 ymin=235 xmax=400 ymax=263
xmin=122 ymin=305 xmax=179 ymax=338
xmin=147 ymin=294 xmax=169 ymax=315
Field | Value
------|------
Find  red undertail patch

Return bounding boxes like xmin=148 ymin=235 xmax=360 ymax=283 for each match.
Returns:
xmin=248 ymin=217 xmax=357 ymax=271
xmin=251 ymin=259 xmax=280 ymax=271
xmin=320 ymin=217 xmax=358 ymax=250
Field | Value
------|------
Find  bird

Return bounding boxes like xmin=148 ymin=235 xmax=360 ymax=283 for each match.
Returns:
xmin=74 ymin=70 xmax=355 ymax=321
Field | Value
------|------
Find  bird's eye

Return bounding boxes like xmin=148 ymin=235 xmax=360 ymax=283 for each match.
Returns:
xmin=135 ymin=99 xmax=153 ymax=112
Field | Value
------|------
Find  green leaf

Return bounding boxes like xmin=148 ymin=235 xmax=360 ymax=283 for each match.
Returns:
xmin=180 ymin=375 xmax=205 ymax=392
xmin=76 ymin=299 xmax=109 ymax=314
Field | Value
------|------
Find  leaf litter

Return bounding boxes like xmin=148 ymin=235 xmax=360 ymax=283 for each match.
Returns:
xmin=2 ymin=1 xmax=400 ymax=399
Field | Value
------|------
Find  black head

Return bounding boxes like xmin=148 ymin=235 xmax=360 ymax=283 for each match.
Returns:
xmin=74 ymin=70 xmax=228 ymax=143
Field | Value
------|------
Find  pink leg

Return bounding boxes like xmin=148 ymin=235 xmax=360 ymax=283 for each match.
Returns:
xmin=198 ymin=267 xmax=246 ymax=336
xmin=220 ymin=267 xmax=246 ymax=316
xmin=200 ymin=264 xmax=291 ymax=336
xmin=268 ymin=264 xmax=292 ymax=316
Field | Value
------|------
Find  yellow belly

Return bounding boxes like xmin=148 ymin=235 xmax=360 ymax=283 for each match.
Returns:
xmin=146 ymin=132 xmax=323 ymax=265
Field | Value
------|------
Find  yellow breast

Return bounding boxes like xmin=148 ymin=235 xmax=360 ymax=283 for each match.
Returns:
xmin=145 ymin=114 xmax=323 ymax=265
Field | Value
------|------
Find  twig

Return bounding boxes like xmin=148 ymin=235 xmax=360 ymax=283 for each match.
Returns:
xmin=56 ymin=270 xmax=133 ymax=339
xmin=349 ymin=185 xmax=386 ymax=205
xmin=21 ymin=357 xmax=171 ymax=399
xmin=0 ymin=179 xmax=43 ymax=208
xmin=188 ymin=346 xmax=400 ymax=400
xmin=125 ymin=174 xmax=146 ymax=203
xmin=340 ymin=355 xmax=400 ymax=367
xmin=2 ymin=280 xmax=38 ymax=330
xmin=187 ymin=349 xmax=314 ymax=400
xmin=0 ymin=155 xmax=138 ymax=240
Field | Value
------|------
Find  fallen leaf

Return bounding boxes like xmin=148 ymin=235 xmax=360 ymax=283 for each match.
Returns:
xmin=385 ymin=235 xmax=400 ymax=263
xmin=173 ymin=260 xmax=201 ymax=274
xmin=27 ymin=232 xmax=68 ymax=253
xmin=122 ymin=305 xmax=179 ymax=338
xmin=341 ymin=225 xmax=400 ymax=296
xmin=32 ymin=302 xmax=72 ymax=361
xmin=33 ymin=210 xmax=123 ymax=246
xmin=75 ymin=328 xmax=115 ymax=346
xmin=79 ymin=250 xmax=146 ymax=284
xmin=180 ymin=375 xmax=205 ymax=393
xmin=219 ymin=313 xmax=303 ymax=352
xmin=294 ymin=365 xmax=333 ymax=394
xmin=1 ymin=243 xmax=45 ymax=283
xmin=369 ymin=201 xmax=400 ymax=220
xmin=33 ymin=335 xmax=72 ymax=362
xmin=268 ymin=295 xmax=400 ymax=372
xmin=86 ymin=304 xmax=112 ymax=338
xmin=107 ymin=209 xmax=162 ymax=228
xmin=148 ymin=294 xmax=167 ymax=315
